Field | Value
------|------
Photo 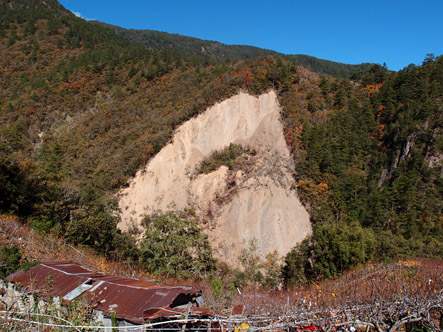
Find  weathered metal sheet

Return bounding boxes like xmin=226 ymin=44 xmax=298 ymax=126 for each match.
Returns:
xmin=6 ymin=262 xmax=208 ymax=324
xmin=230 ymin=304 xmax=245 ymax=316
xmin=84 ymin=281 xmax=200 ymax=324
xmin=6 ymin=263 xmax=88 ymax=299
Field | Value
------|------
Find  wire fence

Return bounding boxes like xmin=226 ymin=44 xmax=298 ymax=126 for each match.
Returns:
xmin=1 ymin=290 xmax=442 ymax=332
xmin=1 ymin=259 xmax=441 ymax=331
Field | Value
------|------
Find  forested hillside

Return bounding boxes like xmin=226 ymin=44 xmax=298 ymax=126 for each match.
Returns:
xmin=281 ymin=58 xmax=443 ymax=283
xmin=0 ymin=0 xmax=441 ymax=285
xmin=94 ymin=21 xmax=373 ymax=78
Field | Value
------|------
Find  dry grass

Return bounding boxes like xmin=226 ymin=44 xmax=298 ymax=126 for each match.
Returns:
xmin=0 ymin=214 xmax=149 ymax=280
xmin=238 ymin=259 xmax=442 ymax=317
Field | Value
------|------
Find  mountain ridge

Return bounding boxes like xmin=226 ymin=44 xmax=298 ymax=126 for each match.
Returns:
xmin=93 ymin=20 xmax=374 ymax=78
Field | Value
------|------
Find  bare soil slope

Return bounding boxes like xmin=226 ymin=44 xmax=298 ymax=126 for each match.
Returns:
xmin=118 ymin=91 xmax=311 ymax=264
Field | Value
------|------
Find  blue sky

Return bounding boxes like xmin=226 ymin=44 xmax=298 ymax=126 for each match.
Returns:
xmin=58 ymin=0 xmax=443 ymax=71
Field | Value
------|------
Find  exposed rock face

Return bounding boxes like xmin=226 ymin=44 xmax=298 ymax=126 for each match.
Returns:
xmin=118 ymin=90 xmax=311 ymax=264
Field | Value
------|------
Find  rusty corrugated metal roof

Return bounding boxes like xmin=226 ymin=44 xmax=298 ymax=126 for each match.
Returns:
xmin=6 ymin=262 xmax=207 ymax=324
xmin=6 ymin=262 xmax=95 ymax=299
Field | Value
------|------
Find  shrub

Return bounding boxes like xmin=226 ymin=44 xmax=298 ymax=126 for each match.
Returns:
xmin=282 ymin=222 xmax=377 ymax=285
xmin=0 ymin=245 xmax=37 ymax=279
xmin=196 ymin=143 xmax=256 ymax=175
xmin=140 ymin=212 xmax=216 ymax=278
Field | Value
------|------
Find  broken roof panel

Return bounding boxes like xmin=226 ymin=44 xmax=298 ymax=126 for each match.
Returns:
xmin=84 ymin=281 xmax=200 ymax=324
xmin=143 ymin=306 xmax=213 ymax=320
xmin=6 ymin=262 xmax=207 ymax=324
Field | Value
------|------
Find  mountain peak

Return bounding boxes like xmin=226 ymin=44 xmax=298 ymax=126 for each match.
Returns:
xmin=1 ymin=0 xmax=64 ymax=10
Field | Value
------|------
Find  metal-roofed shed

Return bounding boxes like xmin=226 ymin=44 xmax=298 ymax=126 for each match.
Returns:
xmin=6 ymin=262 xmax=212 ymax=327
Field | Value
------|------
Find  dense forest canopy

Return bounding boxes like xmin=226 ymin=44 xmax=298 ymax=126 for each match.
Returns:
xmin=0 ymin=0 xmax=441 ymax=284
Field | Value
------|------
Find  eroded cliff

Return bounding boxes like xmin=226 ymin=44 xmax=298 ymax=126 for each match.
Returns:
xmin=118 ymin=90 xmax=311 ymax=264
